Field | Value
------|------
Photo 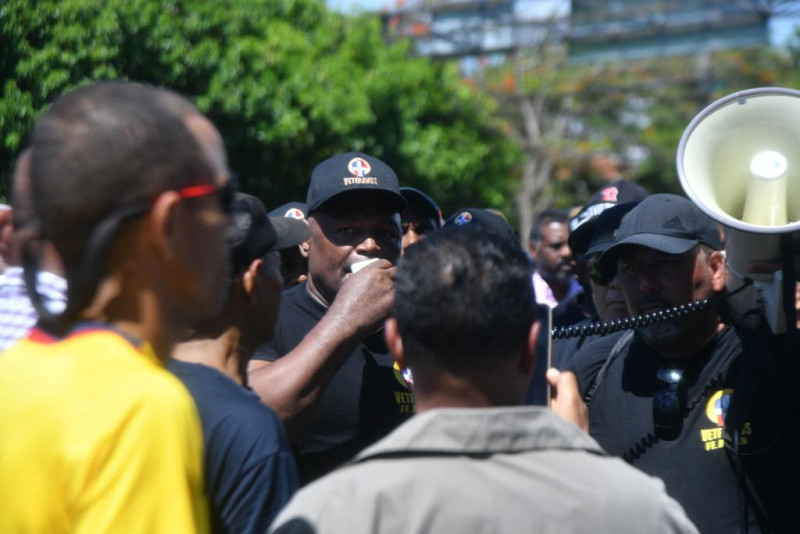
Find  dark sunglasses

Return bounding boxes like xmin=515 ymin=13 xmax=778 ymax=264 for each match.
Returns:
xmin=589 ymin=260 xmax=616 ymax=286
xmin=653 ymin=367 xmax=685 ymax=434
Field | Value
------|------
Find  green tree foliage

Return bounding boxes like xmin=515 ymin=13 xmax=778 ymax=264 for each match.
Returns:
xmin=0 ymin=0 xmax=520 ymax=214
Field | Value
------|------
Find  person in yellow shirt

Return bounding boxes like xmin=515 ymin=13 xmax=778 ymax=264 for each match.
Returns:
xmin=0 ymin=82 xmax=234 ymax=532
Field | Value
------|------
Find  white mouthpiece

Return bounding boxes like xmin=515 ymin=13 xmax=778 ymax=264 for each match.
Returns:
xmin=350 ymin=258 xmax=379 ymax=273
xmin=743 ymin=151 xmax=789 ymax=226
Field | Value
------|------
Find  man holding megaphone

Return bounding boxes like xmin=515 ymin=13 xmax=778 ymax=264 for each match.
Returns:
xmin=568 ymin=89 xmax=800 ymax=533
xmin=567 ymin=194 xmax=756 ymax=532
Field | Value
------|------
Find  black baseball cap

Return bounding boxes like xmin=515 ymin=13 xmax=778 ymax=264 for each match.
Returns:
xmin=306 ymin=151 xmax=406 ymax=213
xmin=583 ymin=202 xmax=641 ymax=258
xmin=599 ymin=194 xmax=722 ymax=268
xmin=400 ymin=187 xmax=443 ymax=228
xmin=443 ymin=207 xmax=517 ymax=243
xmin=568 ymin=179 xmax=650 ymax=255
xmin=268 ymin=201 xmax=307 ymax=221
xmin=229 ymin=194 xmax=310 ymax=272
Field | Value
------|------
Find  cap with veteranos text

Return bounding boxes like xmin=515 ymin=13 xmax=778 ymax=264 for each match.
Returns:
xmin=229 ymin=194 xmax=310 ymax=272
xmin=598 ymin=194 xmax=722 ymax=267
xmin=306 ymin=151 xmax=406 ymax=213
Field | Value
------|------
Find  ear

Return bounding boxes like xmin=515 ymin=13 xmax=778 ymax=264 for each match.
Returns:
xmin=0 ymin=208 xmax=13 ymax=265
xmin=242 ymin=258 xmax=263 ymax=300
xmin=384 ymin=317 xmax=406 ymax=370
xmin=519 ymin=320 xmax=541 ymax=379
xmin=299 ymin=240 xmax=310 ymax=259
xmin=708 ymin=250 xmax=726 ymax=293
xmin=148 ymin=191 xmax=182 ymax=258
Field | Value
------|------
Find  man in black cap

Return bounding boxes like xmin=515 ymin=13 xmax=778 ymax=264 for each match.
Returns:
xmin=399 ymin=187 xmax=442 ymax=251
xmin=248 ymin=152 xmax=414 ymax=484
xmin=268 ymin=201 xmax=309 ymax=288
xmin=551 ymin=202 xmax=641 ymax=370
xmin=567 ymin=193 xmax=783 ymax=532
xmin=170 ymin=193 xmax=309 ymax=532
xmin=443 ymin=207 xmax=518 ymax=243
xmin=555 ymin=179 xmax=649 ymax=327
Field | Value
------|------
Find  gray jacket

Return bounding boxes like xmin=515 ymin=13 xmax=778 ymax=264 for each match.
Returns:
xmin=269 ymin=406 xmax=698 ymax=534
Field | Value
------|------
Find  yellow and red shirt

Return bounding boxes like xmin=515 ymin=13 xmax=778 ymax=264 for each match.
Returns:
xmin=0 ymin=326 xmax=208 ymax=533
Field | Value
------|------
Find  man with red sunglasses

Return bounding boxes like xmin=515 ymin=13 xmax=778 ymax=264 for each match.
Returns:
xmin=0 ymin=82 xmax=233 ymax=532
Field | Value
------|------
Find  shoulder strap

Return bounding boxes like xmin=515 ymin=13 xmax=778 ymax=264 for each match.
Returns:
xmin=584 ymin=330 xmax=635 ymax=406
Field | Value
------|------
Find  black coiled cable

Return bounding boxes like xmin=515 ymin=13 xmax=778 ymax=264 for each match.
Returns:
xmin=552 ymin=299 xmax=713 ymax=339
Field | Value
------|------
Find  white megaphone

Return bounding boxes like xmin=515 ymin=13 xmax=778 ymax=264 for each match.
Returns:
xmin=677 ymin=87 xmax=800 ymax=334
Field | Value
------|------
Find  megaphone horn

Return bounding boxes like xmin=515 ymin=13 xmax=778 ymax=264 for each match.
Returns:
xmin=677 ymin=87 xmax=800 ymax=333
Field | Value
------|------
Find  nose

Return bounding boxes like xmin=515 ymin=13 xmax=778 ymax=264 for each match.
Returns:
xmin=356 ymin=235 xmax=379 ymax=255
xmin=607 ymin=272 xmax=622 ymax=289
xmin=637 ymin=269 xmax=661 ymax=295
xmin=402 ymin=229 xmax=420 ymax=251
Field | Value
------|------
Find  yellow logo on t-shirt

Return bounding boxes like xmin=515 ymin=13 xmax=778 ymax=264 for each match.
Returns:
xmin=392 ymin=362 xmax=415 ymax=414
xmin=699 ymin=389 xmax=749 ymax=452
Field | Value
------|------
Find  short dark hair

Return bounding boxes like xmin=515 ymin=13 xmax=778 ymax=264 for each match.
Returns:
xmin=529 ymin=208 xmax=568 ymax=243
xmin=29 ymin=82 xmax=213 ymax=272
xmin=395 ymin=224 xmax=537 ymax=374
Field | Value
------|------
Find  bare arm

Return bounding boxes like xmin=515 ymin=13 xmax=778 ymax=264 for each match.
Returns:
xmin=248 ymin=261 xmax=395 ymax=441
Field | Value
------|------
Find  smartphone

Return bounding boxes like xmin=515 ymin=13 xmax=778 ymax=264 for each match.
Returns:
xmin=525 ymin=304 xmax=552 ymax=406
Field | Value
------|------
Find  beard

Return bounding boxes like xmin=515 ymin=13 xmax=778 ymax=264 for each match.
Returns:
xmin=542 ymin=262 xmax=575 ymax=285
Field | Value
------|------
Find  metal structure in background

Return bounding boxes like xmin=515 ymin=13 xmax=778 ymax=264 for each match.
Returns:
xmin=382 ymin=1 xmax=566 ymax=59
xmin=381 ymin=1 xmax=800 ymax=63
xmin=570 ymin=0 xmax=767 ymax=64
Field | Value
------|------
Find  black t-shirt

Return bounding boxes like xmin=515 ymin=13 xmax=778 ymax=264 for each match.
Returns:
xmin=252 ymin=282 xmax=414 ymax=484
xmin=570 ymin=324 xmax=799 ymax=533
xmin=168 ymin=360 xmax=298 ymax=533
xmin=573 ymin=326 xmax=765 ymax=533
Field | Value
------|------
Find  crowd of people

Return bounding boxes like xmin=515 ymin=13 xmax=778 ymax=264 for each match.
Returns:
xmin=0 ymin=80 xmax=797 ymax=533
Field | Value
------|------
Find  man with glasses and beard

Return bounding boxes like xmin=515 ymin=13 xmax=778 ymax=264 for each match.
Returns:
xmin=568 ymin=194 xmax=790 ymax=533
